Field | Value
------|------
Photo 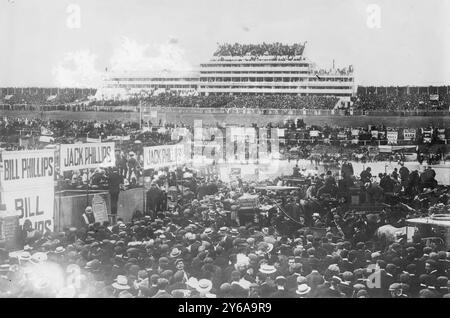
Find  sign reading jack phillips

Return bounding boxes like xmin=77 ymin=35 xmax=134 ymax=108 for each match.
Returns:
xmin=143 ymin=144 xmax=189 ymax=170
xmin=60 ymin=142 xmax=115 ymax=171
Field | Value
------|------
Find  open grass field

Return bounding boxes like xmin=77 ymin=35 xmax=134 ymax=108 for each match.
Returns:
xmin=2 ymin=109 xmax=450 ymax=128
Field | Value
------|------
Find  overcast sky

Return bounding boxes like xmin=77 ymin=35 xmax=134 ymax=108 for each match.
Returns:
xmin=1 ymin=0 xmax=449 ymax=87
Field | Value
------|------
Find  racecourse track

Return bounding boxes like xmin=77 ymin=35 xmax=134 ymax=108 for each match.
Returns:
xmin=2 ymin=109 xmax=450 ymax=128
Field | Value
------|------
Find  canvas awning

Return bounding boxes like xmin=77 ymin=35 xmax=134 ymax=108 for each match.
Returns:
xmin=406 ymin=217 xmax=450 ymax=228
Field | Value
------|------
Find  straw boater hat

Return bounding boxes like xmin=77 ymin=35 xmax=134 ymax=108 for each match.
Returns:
xmin=170 ymin=248 xmax=182 ymax=258
xmin=31 ymin=252 xmax=48 ymax=264
xmin=257 ymin=242 xmax=274 ymax=254
xmin=259 ymin=264 xmax=277 ymax=275
xmin=203 ymin=228 xmax=213 ymax=235
xmin=196 ymin=279 xmax=213 ymax=294
xmin=186 ymin=277 xmax=199 ymax=289
xmin=219 ymin=227 xmax=228 ymax=233
xmin=55 ymin=246 xmax=66 ymax=254
xmin=296 ymin=284 xmax=311 ymax=295
xmin=112 ymin=275 xmax=131 ymax=290
xmin=18 ymin=251 xmax=32 ymax=262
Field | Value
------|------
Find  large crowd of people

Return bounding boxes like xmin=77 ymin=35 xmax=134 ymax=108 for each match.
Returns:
xmin=2 ymin=86 xmax=450 ymax=112
xmin=0 ymin=113 xmax=450 ymax=298
xmin=0 ymin=88 xmax=95 ymax=106
xmin=213 ymin=43 xmax=306 ymax=57
xmin=1 ymin=159 xmax=449 ymax=298
xmin=353 ymin=91 xmax=450 ymax=111
xmin=54 ymin=94 xmax=340 ymax=110
xmin=0 ymin=117 xmax=173 ymax=146
xmin=223 ymin=95 xmax=339 ymax=110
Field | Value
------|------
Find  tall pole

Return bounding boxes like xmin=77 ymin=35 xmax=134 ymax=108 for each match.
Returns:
xmin=139 ymin=100 xmax=142 ymax=130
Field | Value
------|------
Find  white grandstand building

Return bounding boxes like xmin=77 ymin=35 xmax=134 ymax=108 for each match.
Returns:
xmin=97 ymin=70 xmax=200 ymax=100
xmin=97 ymin=43 xmax=356 ymax=103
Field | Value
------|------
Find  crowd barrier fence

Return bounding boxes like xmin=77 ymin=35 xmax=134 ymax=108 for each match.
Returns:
xmin=2 ymin=104 xmax=450 ymax=117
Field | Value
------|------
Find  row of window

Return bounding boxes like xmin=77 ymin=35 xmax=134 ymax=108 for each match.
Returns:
xmin=109 ymin=78 xmax=198 ymax=82
xmin=200 ymin=63 xmax=310 ymax=67
xmin=200 ymin=71 xmax=310 ymax=75
xmin=203 ymin=92 xmax=351 ymax=97
xmin=107 ymin=76 xmax=354 ymax=83
xmin=108 ymin=84 xmax=197 ymax=89
xmin=106 ymin=83 xmax=353 ymax=90
xmin=199 ymin=85 xmax=353 ymax=90
xmin=200 ymin=77 xmax=353 ymax=83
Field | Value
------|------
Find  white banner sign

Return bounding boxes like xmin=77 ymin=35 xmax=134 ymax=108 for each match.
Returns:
xmin=143 ymin=144 xmax=188 ymax=170
xmin=0 ymin=149 xmax=55 ymax=232
xmin=60 ymin=142 xmax=115 ymax=171
xmin=437 ymin=129 xmax=446 ymax=141
xmin=0 ymin=149 xmax=55 ymax=191
xmin=371 ymin=130 xmax=379 ymax=139
xmin=309 ymin=130 xmax=320 ymax=137
xmin=39 ymin=136 xmax=55 ymax=143
xmin=430 ymin=94 xmax=439 ymax=101
xmin=403 ymin=129 xmax=416 ymax=141
xmin=86 ymin=137 xmax=101 ymax=143
xmin=2 ymin=187 xmax=54 ymax=232
xmin=106 ymin=135 xmax=130 ymax=141
xmin=387 ymin=131 xmax=398 ymax=144
xmin=92 ymin=194 xmax=108 ymax=223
